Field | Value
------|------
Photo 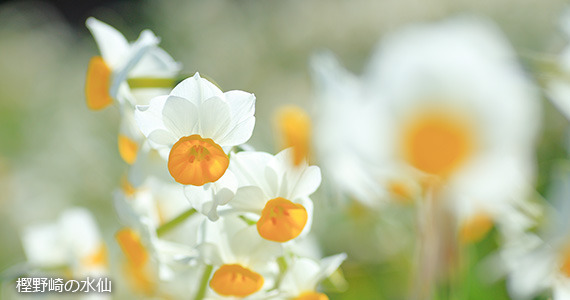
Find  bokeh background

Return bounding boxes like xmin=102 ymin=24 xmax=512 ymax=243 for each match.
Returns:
xmin=1 ymin=0 xmax=569 ymax=299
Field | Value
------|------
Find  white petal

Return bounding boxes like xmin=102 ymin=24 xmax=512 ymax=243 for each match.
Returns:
xmin=228 ymin=221 xmax=282 ymax=267
xmin=218 ymin=91 xmax=256 ymax=145
xmin=130 ymin=47 xmax=181 ymax=78
xmin=318 ymin=253 xmax=347 ymax=281
xmin=230 ymin=186 xmax=267 ymax=213
xmin=86 ymin=17 xmax=129 ymax=68
xmin=216 ymin=116 xmax=255 ymax=147
xmin=283 ymin=258 xmax=321 ymax=293
xmin=184 ymin=171 xmax=236 ymax=221
xmin=270 ymin=148 xmax=322 ymax=200
xmin=109 ymin=30 xmax=160 ymax=99
xmin=211 ymin=169 xmax=238 ymax=206
xmin=170 ymin=73 xmax=224 ymax=106
xmin=148 ymin=130 xmax=178 ymax=148
xmin=135 ymin=95 xmax=169 ymax=138
xmin=162 ymin=95 xmax=199 ymax=139
xmin=229 ymin=151 xmax=273 ymax=189
xmin=198 ymin=96 xmax=231 ymax=141
xmin=225 ymin=90 xmax=256 ymax=124
xmin=289 ymin=165 xmax=322 ymax=200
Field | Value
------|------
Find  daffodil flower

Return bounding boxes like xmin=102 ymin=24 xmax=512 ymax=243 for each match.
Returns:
xmin=228 ymin=148 xmax=321 ymax=243
xmin=85 ymin=17 xmax=180 ymax=110
xmin=197 ymin=215 xmax=282 ymax=299
xmin=134 ymin=72 xmax=256 ymax=221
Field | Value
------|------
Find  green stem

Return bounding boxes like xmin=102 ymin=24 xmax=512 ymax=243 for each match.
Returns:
xmin=272 ymin=256 xmax=288 ymax=290
xmin=194 ymin=264 xmax=213 ymax=300
xmin=126 ymin=74 xmax=221 ymax=89
xmin=156 ymin=208 xmax=197 ymax=237
xmin=127 ymin=77 xmax=178 ymax=89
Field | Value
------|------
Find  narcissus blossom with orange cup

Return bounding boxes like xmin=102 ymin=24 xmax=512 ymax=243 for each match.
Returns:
xmin=197 ymin=215 xmax=282 ymax=299
xmin=85 ymin=17 xmax=180 ymax=110
xmin=134 ymin=72 xmax=256 ymax=220
xmin=227 ymin=148 xmax=320 ymax=243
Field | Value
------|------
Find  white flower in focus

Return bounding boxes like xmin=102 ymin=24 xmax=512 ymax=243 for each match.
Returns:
xmin=85 ymin=17 xmax=180 ymax=110
xmin=134 ymin=72 xmax=256 ymax=221
xmin=278 ymin=253 xmax=347 ymax=300
xmin=228 ymin=148 xmax=321 ymax=243
xmin=21 ymin=207 xmax=108 ymax=278
xmin=198 ymin=216 xmax=282 ymax=299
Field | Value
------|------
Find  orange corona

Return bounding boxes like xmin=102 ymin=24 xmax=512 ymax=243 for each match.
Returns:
xmin=210 ymin=264 xmax=264 ymax=297
xmin=168 ymin=135 xmax=229 ymax=186
xmin=85 ymin=56 xmax=113 ymax=110
xmin=257 ymin=197 xmax=308 ymax=242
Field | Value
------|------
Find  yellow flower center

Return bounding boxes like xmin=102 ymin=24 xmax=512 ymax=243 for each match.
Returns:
xmin=118 ymin=134 xmax=139 ymax=165
xmin=209 ymin=264 xmax=264 ymax=297
xmin=257 ymin=197 xmax=308 ymax=242
xmin=85 ymin=56 xmax=113 ymax=110
xmin=168 ymin=135 xmax=229 ymax=186
xmin=295 ymin=291 xmax=329 ymax=300
xmin=276 ymin=105 xmax=311 ymax=165
xmin=402 ymin=111 xmax=474 ymax=178
xmin=458 ymin=213 xmax=493 ymax=244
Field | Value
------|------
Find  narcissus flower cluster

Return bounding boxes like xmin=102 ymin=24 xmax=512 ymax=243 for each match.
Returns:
xmin=83 ymin=18 xmax=344 ymax=299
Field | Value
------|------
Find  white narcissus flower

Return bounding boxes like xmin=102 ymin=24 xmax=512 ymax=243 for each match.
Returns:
xmin=228 ymin=148 xmax=321 ymax=243
xmin=278 ymin=254 xmax=347 ymax=300
xmin=134 ymin=72 xmax=256 ymax=221
xmin=313 ymin=16 xmax=541 ymax=243
xmin=85 ymin=17 xmax=180 ymax=110
xmin=198 ymin=216 xmax=282 ymax=299
xmin=85 ymin=17 xmax=181 ymax=165
xmin=21 ymin=207 xmax=108 ymax=278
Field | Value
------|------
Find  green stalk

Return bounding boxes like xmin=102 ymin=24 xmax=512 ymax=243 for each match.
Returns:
xmin=194 ymin=264 xmax=213 ymax=300
xmin=127 ymin=77 xmax=178 ymax=89
xmin=156 ymin=208 xmax=196 ymax=237
xmin=127 ymin=74 xmax=221 ymax=89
